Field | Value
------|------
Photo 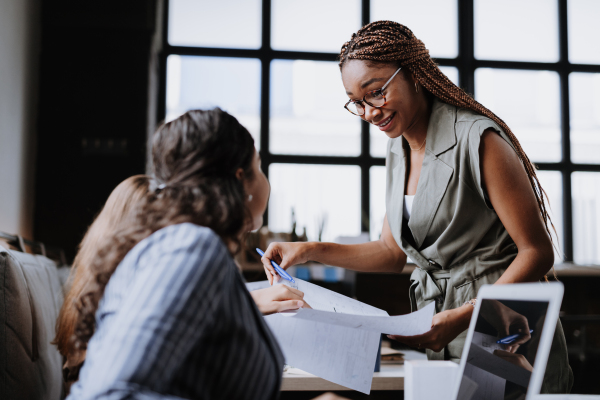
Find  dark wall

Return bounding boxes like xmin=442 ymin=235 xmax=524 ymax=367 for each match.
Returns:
xmin=34 ymin=1 xmax=159 ymax=260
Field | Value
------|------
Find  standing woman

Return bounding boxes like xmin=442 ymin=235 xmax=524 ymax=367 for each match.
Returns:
xmin=261 ymin=20 xmax=572 ymax=392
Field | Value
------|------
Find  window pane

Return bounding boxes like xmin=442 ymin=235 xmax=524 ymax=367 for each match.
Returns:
xmin=270 ymin=60 xmax=361 ymax=156
xmin=572 ymin=172 xmax=600 ymax=265
xmin=271 ymin=0 xmax=360 ymax=53
xmin=569 ymin=73 xmax=600 ymax=164
xmin=474 ymin=0 xmax=559 ymax=62
xmin=268 ymin=164 xmax=361 ymax=242
xmin=370 ymin=166 xmax=386 ymax=241
xmin=568 ymin=0 xmax=600 ymax=64
xmin=537 ymin=171 xmax=564 ymax=263
xmin=475 ymin=69 xmax=561 ymax=162
xmin=371 ymin=0 xmax=458 ymax=59
xmin=370 ymin=66 xmax=459 ymax=157
xmin=166 ymin=56 xmax=261 ymax=148
xmin=168 ymin=0 xmax=261 ymax=49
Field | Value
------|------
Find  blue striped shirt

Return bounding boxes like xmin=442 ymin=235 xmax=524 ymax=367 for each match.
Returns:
xmin=67 ymin=223 xmax=284 ymax=400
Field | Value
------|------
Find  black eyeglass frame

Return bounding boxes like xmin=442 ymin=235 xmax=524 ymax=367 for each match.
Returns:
xmin=343 ymin=66 xmax=403 ymax=116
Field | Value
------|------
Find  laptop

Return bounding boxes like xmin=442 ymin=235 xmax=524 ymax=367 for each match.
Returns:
xmin=452 ymin=282 xmax=564 ymax=400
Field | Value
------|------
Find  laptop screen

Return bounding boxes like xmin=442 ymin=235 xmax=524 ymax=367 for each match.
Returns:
xmin=457 ymin=299 xmax=550 ymax=400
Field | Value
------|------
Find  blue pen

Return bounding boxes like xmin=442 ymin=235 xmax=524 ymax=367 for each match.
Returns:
xmin=497 ymin=330 xmax=534 ymax=344
xmin=256 ymin=248 xmax=296 ymax=283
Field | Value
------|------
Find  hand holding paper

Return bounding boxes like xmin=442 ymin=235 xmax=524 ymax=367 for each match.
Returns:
xmin=389 ymin=305 xmax=476 ymax=352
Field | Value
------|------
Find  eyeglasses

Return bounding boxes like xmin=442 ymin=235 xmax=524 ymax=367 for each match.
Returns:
xmin=344 ymin=66 xmax=403 ymax=116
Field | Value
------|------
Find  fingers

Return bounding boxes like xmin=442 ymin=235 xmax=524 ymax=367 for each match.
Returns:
xmin=283 ymin=286 xmax=305 ymax=297
xmin=387 ymin=332 xmax=428 ymax=347
xmin=275 ymin=300 xmax=305 ymax=313
xmin=506 ymin=344 xmax=520 ymax=353
xmin=512 ymin=328 xmax=531 ymax=346
xmin=270 ymin=285 xmax=305 ymax=301
xmin=263 ymin=264 xmax=274 ymax=285
xmin=493 ymin=349 xmax=515 ymax=358
xmin=311 ymin=393 xmax=350 ymax=400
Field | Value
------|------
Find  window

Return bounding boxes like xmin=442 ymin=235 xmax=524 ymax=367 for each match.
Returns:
xmin=161 ymin=0 xmax=600 ymax=265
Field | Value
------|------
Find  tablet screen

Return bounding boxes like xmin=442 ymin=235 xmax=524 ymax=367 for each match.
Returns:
xmin=457 ymin=299 xmax=550 ymax=400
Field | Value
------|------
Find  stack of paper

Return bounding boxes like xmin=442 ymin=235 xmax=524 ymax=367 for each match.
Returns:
xmin=246 ymin=279 xmax=434 ymax=394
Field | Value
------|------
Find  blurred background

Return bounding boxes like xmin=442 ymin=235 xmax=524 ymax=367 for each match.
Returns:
xmin=1 ymin=0 xmax=599 ymax=394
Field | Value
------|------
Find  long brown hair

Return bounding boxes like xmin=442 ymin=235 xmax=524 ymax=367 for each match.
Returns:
xmin=339 ymin=20 xmax=556 ymax=255
xmin=73 ymin=108 xmax=256 ymax=352
xmin=53 ymin=175 xmax=150 ymax=363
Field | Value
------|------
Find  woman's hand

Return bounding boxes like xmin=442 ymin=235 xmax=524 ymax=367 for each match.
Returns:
xmin=311 ymin=393 xmax=350 ymax=400
xmin=261 ymin=242 xmax=312 ymax=285
xmin=250 ymin=285 xmax=311 ymax=315
xmin=493 ymin=349 xmax=533 ymax=372
xmin=388 ymin=305 xmax=472 ymax=352
xmin=481 ymin=300 xmax=531 ymax=353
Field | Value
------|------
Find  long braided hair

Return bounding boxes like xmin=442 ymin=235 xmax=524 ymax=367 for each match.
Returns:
xmin=340 ymin=20 xmax=558 ymax=265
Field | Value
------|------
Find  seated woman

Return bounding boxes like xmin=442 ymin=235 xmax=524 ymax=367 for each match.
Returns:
xmin=54 ymin=175 xmax=151 ymax=387
xmin=66 ymin=109 xmax=342 ymax=400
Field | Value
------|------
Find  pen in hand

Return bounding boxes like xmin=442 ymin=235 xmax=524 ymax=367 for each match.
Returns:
xmin=256 ymin=248 xmax=296 ymax=284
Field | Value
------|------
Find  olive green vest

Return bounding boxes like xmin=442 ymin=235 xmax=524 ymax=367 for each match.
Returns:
xmin=385 ymin=98 xmax=573 ymax=393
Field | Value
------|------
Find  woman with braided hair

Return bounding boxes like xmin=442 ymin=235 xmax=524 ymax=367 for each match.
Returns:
xmin=262 ymin=20 xmax=572 ymax=393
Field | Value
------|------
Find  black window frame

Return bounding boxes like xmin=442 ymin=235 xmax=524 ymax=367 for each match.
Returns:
xmin=158 ymin=0 xmax=600 ymax=264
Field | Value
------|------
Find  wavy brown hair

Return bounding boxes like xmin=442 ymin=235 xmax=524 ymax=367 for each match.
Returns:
xmin=339 ymin=20 xmax=558 ymax=262
xmin=72 ymin=108 xmax=256 ymax=352
xmin=53 ymin=175 xmax=150 ymax=377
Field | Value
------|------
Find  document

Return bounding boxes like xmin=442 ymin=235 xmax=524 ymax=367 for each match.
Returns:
xmin=460 ymin=332 xmax=508 ymax=400
xmin=466 ymin=341 xmax=531 ymax=388
xmin=246 ymin=279 xmax=434 ymax=393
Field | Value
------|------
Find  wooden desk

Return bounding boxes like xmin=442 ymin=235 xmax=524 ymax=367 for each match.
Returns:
xmin=281 ymin=364 xmax=404 ymax=392
xmin=281 ymin=350 xmax=427 ymax=392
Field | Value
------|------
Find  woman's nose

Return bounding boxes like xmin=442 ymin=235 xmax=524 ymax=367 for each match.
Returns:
xmin=363 ymin=103 xmax=382 ymax=124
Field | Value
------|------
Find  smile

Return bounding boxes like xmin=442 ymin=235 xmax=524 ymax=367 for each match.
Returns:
xmin=375 ymin=113 xmax=395 ymax=130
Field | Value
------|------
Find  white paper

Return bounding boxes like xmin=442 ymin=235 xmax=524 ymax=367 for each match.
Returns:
xmin=472 ymin=331 xmax=505 ymax=353
xmin=460 ymin=332 xmax=507 ymax=400
xmin=467 ymin=342 xmax=531 ymax=388
xmin=291 ymin=302 xmax=435 ymax=336
xmin=265 ymin=313 xmax=381 ymax=394
xmin=246 ymin=279 xmax=435 ymax=394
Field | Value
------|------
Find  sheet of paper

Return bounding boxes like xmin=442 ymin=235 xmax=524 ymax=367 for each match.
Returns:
xmin=282 ymin=279 xmax=389 ymax=316
xmin=246 ymin=279 xmax=435 ymax=393
xmin=466 ymin=342 xmax=531 ymax=388
xmin=290 ymin=302 xmax=434 ymax=336
xmin=463 ymin=362 xmax=505 ymax=400
xmin=266 ymin=313 xmax=381 ymax=394
xmin=465 ymin=333 xmax=508 ymax=399
xmin=457 ymin=373 xmax=485 ymax=400
xmin=472 ymin=331 xmax=505 ymax=353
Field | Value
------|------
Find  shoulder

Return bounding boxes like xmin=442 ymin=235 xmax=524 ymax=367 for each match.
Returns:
xmin=454 ymin=107 xmax=503 ymax=140
xmin=146 ymin=223 xmax=226 ymax=251
xmin=125 ymin=223 xmax=230 ymax=272
xmin=439 ymin=103 xmax=514 ymax=154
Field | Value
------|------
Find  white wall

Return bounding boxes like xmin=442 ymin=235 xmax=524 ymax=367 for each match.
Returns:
xmin=0 ymin=0 xmax=39 ymax=237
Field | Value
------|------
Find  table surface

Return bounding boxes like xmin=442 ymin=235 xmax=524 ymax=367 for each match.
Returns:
xmin=281 ymin=350 xmax=427 ymax=392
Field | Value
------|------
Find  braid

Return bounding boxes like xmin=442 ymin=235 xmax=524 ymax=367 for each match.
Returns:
xmin=340 ymin=21 xmax=558 ymax=274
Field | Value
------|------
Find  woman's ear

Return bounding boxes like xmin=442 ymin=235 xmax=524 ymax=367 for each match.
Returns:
xmin=235 ymin=168 xmax=245 ymax=181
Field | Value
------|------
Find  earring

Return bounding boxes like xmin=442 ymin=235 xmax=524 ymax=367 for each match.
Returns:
xmin=415 ymin=82 xmax=419 ymax=93
xmin=248 ymin=194 xmax=253 ymax=202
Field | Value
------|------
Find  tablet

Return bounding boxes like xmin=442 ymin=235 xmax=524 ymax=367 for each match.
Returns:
xmin=452 ymin=282 xmax=564 ymax=400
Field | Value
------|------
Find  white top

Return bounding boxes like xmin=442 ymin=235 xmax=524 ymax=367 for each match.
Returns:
xmin=404 ymin=195 xmax=415 ymax=219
